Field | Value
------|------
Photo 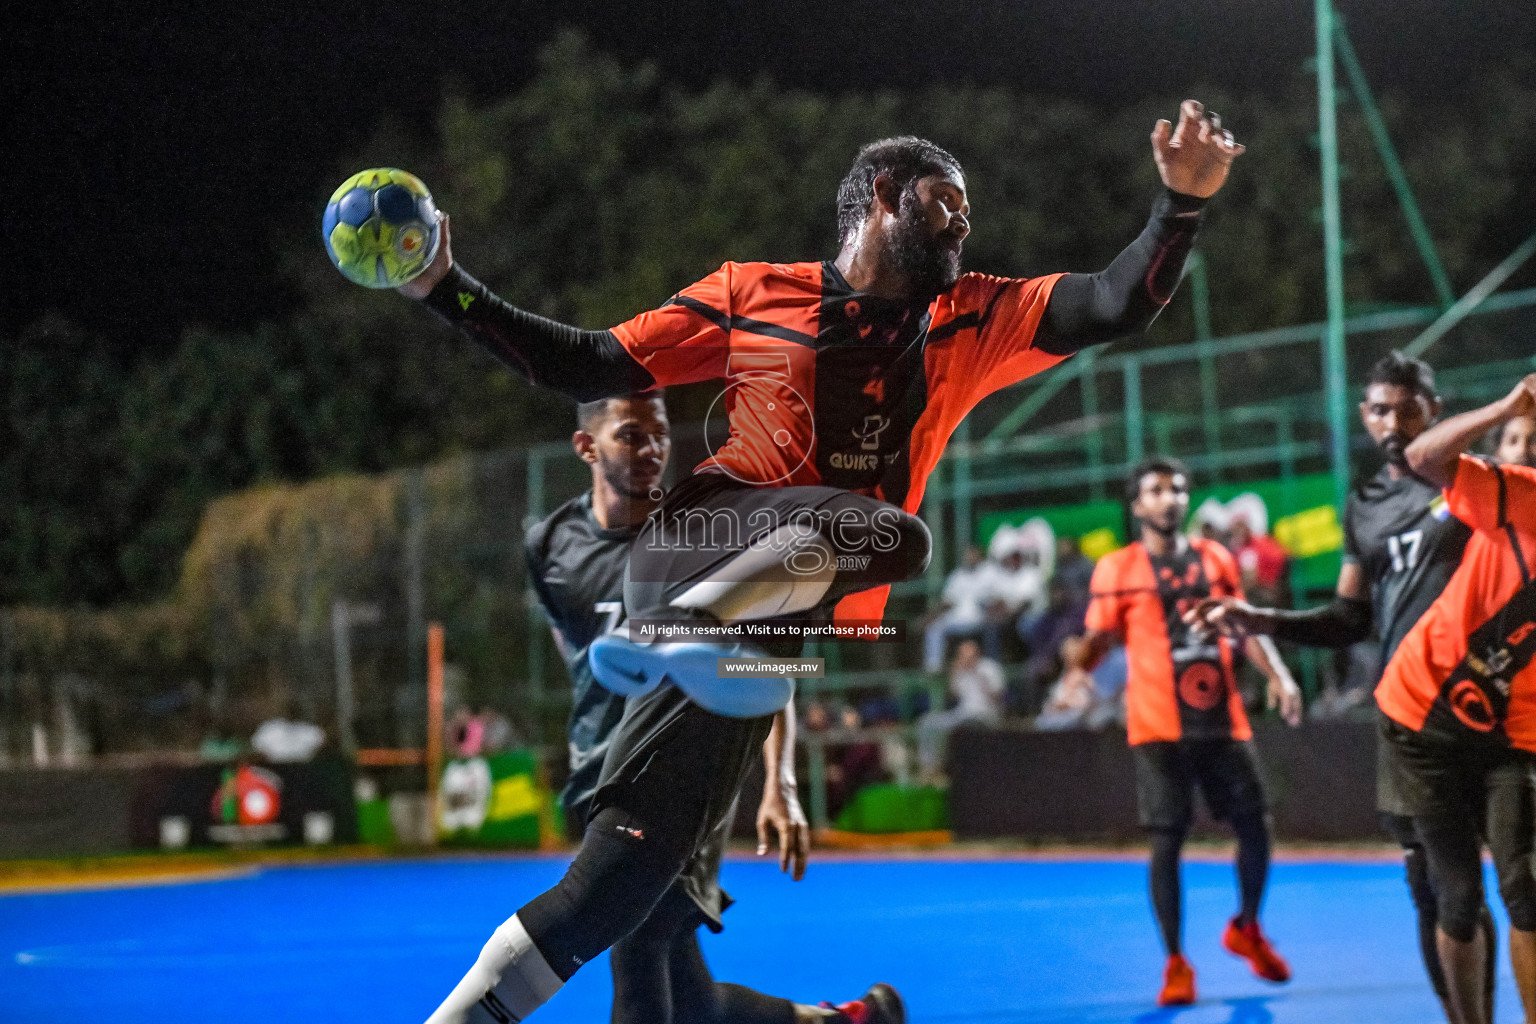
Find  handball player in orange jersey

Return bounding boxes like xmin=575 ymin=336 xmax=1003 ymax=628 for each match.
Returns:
xmin=1063 ymin=457 xmax=1301 ymax=1006
xmin=1370 ymin=374 xmax=1536 ymax=1024
xmin=398 ymin=102 xmax=1245 ymax=1023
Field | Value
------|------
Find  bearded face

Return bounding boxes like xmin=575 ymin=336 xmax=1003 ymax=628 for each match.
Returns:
xmin=884 ymin=186 xmax=963 ymax=295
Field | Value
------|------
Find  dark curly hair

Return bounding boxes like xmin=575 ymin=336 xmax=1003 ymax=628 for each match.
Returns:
xmin=1365 ymin=350 xmax=1437 ymax=401
xmin=835 ymin=136 xmax=963 ymax=245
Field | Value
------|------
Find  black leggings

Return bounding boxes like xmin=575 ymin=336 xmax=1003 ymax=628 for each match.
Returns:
xmin=1415 ymin=770 xmax=1536 ymax=942
xmin=608 ymin=884 xmax=796 ymax=1024
xmin=1148 ymin=809 xmax=1270 ymax=955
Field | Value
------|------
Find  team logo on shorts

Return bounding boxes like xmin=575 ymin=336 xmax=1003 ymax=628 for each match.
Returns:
xmin=1177 ymin=663 xmax=1225 ymax=711
xmin=1448 ymin=679 xmax=1497 ymax=732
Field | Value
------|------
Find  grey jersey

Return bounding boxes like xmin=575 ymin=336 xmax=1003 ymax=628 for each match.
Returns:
xmin=1343 ymin=465 xmax=1472 ymax=663
xmin=524 ymin=491 xmax=640 ymax=827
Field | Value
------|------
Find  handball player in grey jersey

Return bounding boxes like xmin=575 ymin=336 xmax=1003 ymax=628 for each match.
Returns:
xmin=525 ymin=390 xmax=903 ymax=1023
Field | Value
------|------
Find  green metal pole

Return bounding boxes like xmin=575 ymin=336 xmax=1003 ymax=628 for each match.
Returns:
xmin=1333 ymin=22 xmax=1456 ymax=310
xmin=1190 ymin=253 xmax=1224 ymax=478
xmin=1317 ymin=0 xmax=1352 ymax=514
xmin=807 ymin=737 xmax=829 ymax=830
xmin=1124 ymin=357 xmax=1145 ymax=464
xmin=1081 ymin=349 xmax=1106 ymax=499
xmin=953 ymin=418 xmax=973 ymax=558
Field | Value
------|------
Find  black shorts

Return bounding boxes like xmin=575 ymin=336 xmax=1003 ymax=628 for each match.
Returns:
xmin=1133 ymin=738 xmax=1268 ymax=831
xmin=1376 ymin=710 xmax=1416 ymax=818
xmin=1380 ymin=714 xmax=1535 ymax=820
xmin=590 ymin=681 xmax=774 ymax=931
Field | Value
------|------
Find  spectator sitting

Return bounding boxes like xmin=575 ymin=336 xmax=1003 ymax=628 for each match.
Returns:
xmin=916 ymin=638 xmax=1005 ymax=784
xmin=1052 ymin=534 xmax=1095 ymax=606
xmin=1227 ymin=512 xmax=1291 ymax=609
xmin=922 ymin=544 xmax=1003 ymax=671
xmin=1014 ymin=576 xmax=1089 ymax=714
xmin=802 ymin=700 xmax=892 ymax=817
xmin=1036 ymin=637 xmax=1129 ymax=731
xmin=986 ymin=519 xmax=1054 ymax=646
xmin=1036 ymin=664 xmax=1096 ymax=731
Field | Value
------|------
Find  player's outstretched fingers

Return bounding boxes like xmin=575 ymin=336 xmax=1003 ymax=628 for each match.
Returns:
xmin=755 ymin=809 xmax=771 ymax=857
xmin=791 ymin=821 xmax=810 ymax=881
xmin=1182 ymin=597 xmax=1222 ymax=627
xmin=1170 ymin=99 xmax=1204 ymax=148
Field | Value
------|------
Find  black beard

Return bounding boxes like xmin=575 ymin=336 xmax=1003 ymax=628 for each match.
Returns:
xmin=603 ymin=464 xmax=658 ymax=501
xmin=884 ymin=196 xmax=960 ymax=295
xmin=1379 ymin=434 xmax=1409 ymax=467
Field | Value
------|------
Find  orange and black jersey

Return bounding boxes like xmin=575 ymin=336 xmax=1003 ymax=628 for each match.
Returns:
xmin=1376 ymin=456 xmax=1536 ymax=751
xmin=1086 ymin=537 xmax=1251 ymax=746
xmin=425 ymin=188 xmax=1205 ymax=513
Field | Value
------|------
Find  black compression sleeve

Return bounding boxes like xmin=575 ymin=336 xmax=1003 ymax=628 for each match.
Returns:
xmin=422 ymin=265 xmax=655 ymax=401
xmin=1270 ymin=595 xmax=1373 ymax=647
xmin=1036 ymin=189 xmax=1206 ymax=355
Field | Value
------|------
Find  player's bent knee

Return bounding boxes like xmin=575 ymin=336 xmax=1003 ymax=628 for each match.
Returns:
xmin=1437 ymin=885 xmax=1485 ymax=943
xmin=518 ymin=809 xmax=692 ymax=978
xmin=1498 ymin=870 xmax=1536 ymax=932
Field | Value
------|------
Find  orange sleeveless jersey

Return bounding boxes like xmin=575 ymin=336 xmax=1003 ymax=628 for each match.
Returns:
xmin=609 ymin=260 xmax=1068 ymax=625
xmin=1084 ymin=537 xmax=1252 ymax=745
xmin=1375 ymin=456 xmax=1536 ymax=750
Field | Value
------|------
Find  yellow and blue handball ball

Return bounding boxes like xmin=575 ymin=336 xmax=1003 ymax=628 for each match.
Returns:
xmin=322 ymin=168 xmax=441 ymax=288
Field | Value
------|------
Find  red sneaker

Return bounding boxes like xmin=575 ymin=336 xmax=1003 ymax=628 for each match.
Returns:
xmin=819 ymin=982 xmax=905 ymax=1024
xmin=1223 ymin=916 xmax=1292 ymax=983
xmin=1158 ymin=954 xmax=1197 ymax=1006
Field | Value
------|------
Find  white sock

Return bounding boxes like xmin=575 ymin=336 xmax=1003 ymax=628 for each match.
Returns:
xmin=423 ymin=914 xmax=563 ymax=1024
xmin=672 ymin=526 xmax=836 ymax=623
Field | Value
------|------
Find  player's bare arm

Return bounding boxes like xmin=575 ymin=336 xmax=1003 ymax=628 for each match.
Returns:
xmin=757 ymin=708 xmax=810 ymax=881
xmin=1405 ymin=373 xmax=1536 ymax=487
xmin=1245 ymin=635 xmax=1302 ymax=727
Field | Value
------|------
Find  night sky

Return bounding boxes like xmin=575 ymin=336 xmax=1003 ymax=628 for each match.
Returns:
xmin=10 ymin=0 xmax=1534 ymax=346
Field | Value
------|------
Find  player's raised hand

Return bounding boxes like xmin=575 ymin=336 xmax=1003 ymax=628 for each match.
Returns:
xmin=1152 ymin=100 xmax=1246 ymax=199
xmin=1504 ymin=373 xmax=1536 ymax=417
xmin=397 ymin=211 xmax=453 ymax=300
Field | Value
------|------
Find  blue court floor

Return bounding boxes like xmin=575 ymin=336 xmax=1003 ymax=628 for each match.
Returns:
xmin=0 ymin=854 xmax=1520 ymax=1023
